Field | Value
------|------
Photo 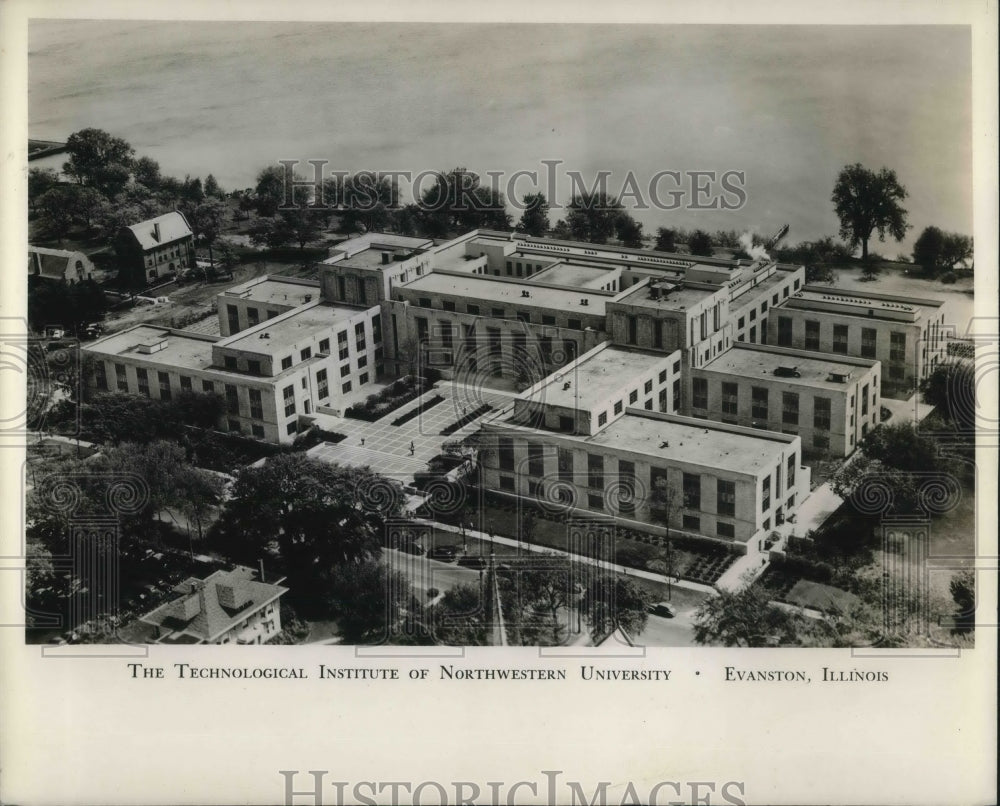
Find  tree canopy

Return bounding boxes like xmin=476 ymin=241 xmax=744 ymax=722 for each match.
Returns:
xmin=831 ymin=163 xmax=909 ymax=261
xmin=62 ymin=128 xmax=136 ymax=196
xmin=516 ymin=192 xmax=550 ymax=237
xmin=693 ymin=576 xmax=801 ymax=647
xmin=565 ymin=191 xmax=623 ymax=244
xmin=912 ymin=226 xmax=973 ymax=275
xmin=687 ymin=229 xmax=714 ymax=257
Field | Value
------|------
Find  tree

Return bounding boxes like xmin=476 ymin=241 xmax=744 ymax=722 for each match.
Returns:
xmin=940 ymin=233 xmax=973 ymax=271
xmin=213 ymin=455 xmax=403 ymax=587
xmin=861 ymin=262 xmax=880 ymax=282
xmin=203 ymin=173 xmax=224 ymax=199
xmin=693 ymin=575 xmax=801 ymax=646
xmin=831 ymin=163 xmax=909 ymax=262
xmin=921 ymin=362 xmax=976 ymax=432
xmin=615 ymin=213 xmax=644 ymax=248
xmin=431 ymin=583 xmax=491 ymax=645
xmin=580 ymin=577 xmax=650 ymax=641
xmin=254 ymin=165 xmax=294 ymax=217
xmin=189 ymin=198 xmax=227 ymax=265
xmin=62 ymin=128 xmax=135 ymax=196
xmin=28 ymin=168 xmax=59 ymax=213
xmin=133 ymin=157 xmax=162 ymax=190
xmin=912 ymin=225 xmax=945 ymax=274
xmin=324 ymin=558 xmax=421 ymax=641
xmin=949 ymin=569 xmax=975 ymax=635
xmin=35 ymin=186 xmax=80 ymax=238
xmin=516 ymin=193 xmax=550 ymax=236
xmin=276 ymin=206 xmax=329 ymax=252
xmin=566 ymin=192 xmax=623 ymax=244
xmin=648 ymin=476 xmax=682 ymax=600
xmin=654 ymin=227 xmax=677 ymax=252
xmin=174 ymin=466 xmax=226 ymax=541
xmin=513 ymin=560 xmax=573 ymax=645
xmin=418 ymin=168 xmax=510 ymax=235
xmin=687 ymin=229 xmax=713 ymax=257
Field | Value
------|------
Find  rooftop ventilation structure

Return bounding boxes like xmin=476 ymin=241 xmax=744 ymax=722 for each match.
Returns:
xmin=521 ymin=290 xmax=530 ymax=298
xmin=826 ymin=372 xmax=851 ymax=384
xmin=580 ymin=298 xmax=589 ymax=306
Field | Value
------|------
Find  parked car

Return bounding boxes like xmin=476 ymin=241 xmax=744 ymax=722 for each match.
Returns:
xmin=428 ymin=545 xmax=458 ymax=562
xmin=647 ymin=601 xmax=676 ymax=618
xmin=457 ymin=555 xmax=486 ymax=570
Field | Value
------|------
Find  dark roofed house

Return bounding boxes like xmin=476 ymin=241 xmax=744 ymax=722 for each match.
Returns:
xmin=114 ymin=210 xmax=195 ymax=284
xmin=138 ymin=565 xmax=287 ymax=644
xmin=28 ymin=246 xmax=96 ymax=282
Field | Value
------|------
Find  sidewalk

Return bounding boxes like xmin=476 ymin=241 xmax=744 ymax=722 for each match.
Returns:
xmin=413 ymin=518 xmax=718 ymax=596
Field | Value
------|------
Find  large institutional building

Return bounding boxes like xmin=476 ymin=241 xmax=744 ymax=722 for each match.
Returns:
xmin=84 ymin=228 xmax=950 ymax=551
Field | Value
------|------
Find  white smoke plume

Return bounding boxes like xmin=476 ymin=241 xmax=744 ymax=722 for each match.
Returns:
xmin=739 ymin=231 xmax=770 ymax=262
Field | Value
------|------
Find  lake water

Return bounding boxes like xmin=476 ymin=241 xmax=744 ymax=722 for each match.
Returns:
xmin=29 ymin=21 xmax=972 ymax=254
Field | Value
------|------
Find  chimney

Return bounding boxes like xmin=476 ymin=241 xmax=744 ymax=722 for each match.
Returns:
xmin=258 ymin=559 xmax=266 ymax=583
xmin=153 ymin=222 xmax=161 ymax=242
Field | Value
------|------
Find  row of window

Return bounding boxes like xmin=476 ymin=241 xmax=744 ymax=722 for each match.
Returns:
xmin=413 ymin=298 xmax=588 ymax=331
xmin=692 ymin=378 xmax=840 ymax=429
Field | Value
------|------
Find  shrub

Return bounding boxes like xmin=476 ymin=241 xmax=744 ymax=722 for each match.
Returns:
xmin=940 ymin=271 xmax=957 ymax=284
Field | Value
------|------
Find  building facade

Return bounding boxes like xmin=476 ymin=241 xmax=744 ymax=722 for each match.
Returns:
xmin=114 ymin=211 xmax=195 ymax=283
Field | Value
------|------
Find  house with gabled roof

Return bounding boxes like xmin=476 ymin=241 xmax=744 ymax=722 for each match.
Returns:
xmin=138 ymin=565 xmax=287 ymax=644
xmin=114 ymin=210 xmax=195 ymax=284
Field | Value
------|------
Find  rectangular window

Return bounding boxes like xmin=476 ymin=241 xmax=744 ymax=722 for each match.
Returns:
xmin=861 ymin=383 xmax=869 ymax=416
xmin=751 ymin=386 xmax=768 ymax=421
xmin=136 ymin=368 xmax=150 ymax=397
xmin=283 ymin=384 xmax=295 ymax=417
xmin=492 ymin=307 xmax=505 ymax=318
xmin=717 ymin=522 xmax=735 ymax=538
xmin=179 ymin=375 xmax=192 ymax=391
xmin=340 ymin=363 xmax=351 ymax=377
xmin=777 ymin=316 xmax=793 ymax=347
xmin=588 ymin=454 xmax=603 ymax=489
xmin=497 ymin=438 xmax=515 ymax=472
xmin=528 ymin=443 xmax=544 ymax=477
xmin=782 ymin=391 xmax=799 ymax=425
xmin=341 ymin=381 xmax=352 ymax=394
xmin=115 ymin=363 xmax=128 ymax=392
xmin=890 ymin=331 xmax=906 ymax=362
xmin=287 ymin=422 xmax=297 ymax=436
xmin=157 ymin=371 xmax=171 ymax=401
xmin=247 ymin=308 xmax=260 ymax=327
xmin=627 ymin=316 xmax=638 ymax=345
xmin=833 ymin=324 xmax=849 ymax=354
xmin=787 ymin=454 xmax=796 ymax=488
xmin=618 ymin=460 xmax=636 ymax=515
xmin=202 ymin=380 xmax=214 ymax=394
xmin=359 ymin=372 xmax=369 ymax=385
xmin=281 ymin=356 xmax=293 ymax=371
xmin=228 ymin=419 xmax=241 ymax=433
xmin=266 ymin=309 xmax=278 ymax=320
xmin=337 ymin=330 xmax=349 ymax=360
xmin=683 ymin=473 xmax=701 ymax=510
xmin=614 ymin=400 xmax=624 ymax=415
xmin=588 ymin=493 xmax=604 ymax=511
xmin=372 ymin=315 xmax=381 ymax=343
xmin=443 ymin=300 xmax=456 ymax=312
xmin=357 ymin=355 xmax=368 ymax=368
xmin=682 ymin=515 xmax=700 ymax=531
xmin=247 ymin=360 xmax=261 ymax=375
xmin=692 ymin=377 xmax=708 ymax=409
xmin=814 ymin=397 xmax=831 ymax=431
xmin=225 ymin=384 xmax=239 ymax=415
xmin=317 ymin=369 xmax=329 ymax=399
xmin=717 ymin=479 xmax=736 ymax=517
xmin=224 ymin=355 xmax=238 ymax=370
xmin=249 ymin=388 xmax=263 ymax=419
xmin=355 ymin=322 xmax=366 ymax=351
xmin=300 ymin=347 xmax=312 ymax=361
xmin=467 ymin=304 xmax=480 ymax=316
xmin=805 ymin=320 xmax=820 ymax=351
xmin=94 ymin=363 xmax=108 ymax=391
xmin=251 ymin=424 xmax=265 ymax=438
xmin=629 ymin=390 xmax=638 ymax=405
xmin=722 ymin=382 xmax=739 ymax=416
xmin=227 ymin=305 xmax=240 ymax=333
xmin=557 ymin=449 xmax=573 ymax=483
xmin=762 ymin=475 xmax=771 ymax=512
xmin=499 ymin=475 xmax=515 ymax=492
xmin=644 ymin=379 xmax=654 ymax=395
xmin=567 ymin=318 xmax=582 ymax=330
xmin=861 ymin=328 xmax=877 ymax=359
xmin=598 ymin=411 xmax=607 ymax=427
xmin=319 ymin=338 xmax=330 ymax=354
xmin=672 ymin=379 xmax=681 ymax=411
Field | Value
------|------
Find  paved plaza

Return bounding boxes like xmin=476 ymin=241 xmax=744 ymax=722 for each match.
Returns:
xmin=307 ymin=384 xmax=516 ymax=480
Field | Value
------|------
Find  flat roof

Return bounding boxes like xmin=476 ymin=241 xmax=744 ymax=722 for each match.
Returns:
xmin=584 ymin=411 xmax=792 ymax=475
xmin=322 ymin=232 xmax=432 ymax=265
xmin=221 ymin=276 xmax=319 ymax=308
xmin=219 ymin=301 xmax=363 ymax=356
xmin=85 ymin=326 xmax=219 ymax=371
xmin=401 ymin=271 xmax=612 ymax=315
xmin=533 ymin=345 xmax=668 ymax=410
xmin=529 ymin=263 xmax=613 ymax=288
xmin=729 ymin=269 xmax=793 ymax=313
xmin=784 ymin=286 xmax=944 ymax=322
xmin=614 ymin=279 xmax=718 ymax=312
xmin=699 ymin=344 xmax=876 ymax=389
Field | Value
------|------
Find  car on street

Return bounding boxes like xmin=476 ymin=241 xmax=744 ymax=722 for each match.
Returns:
xmin=457 ymin=555 xmax=486 ymax=570
xmin=648 ymin=601 xmax=676 ymax=618
xmin=428 ymin=545 xmax=458 ymax=562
